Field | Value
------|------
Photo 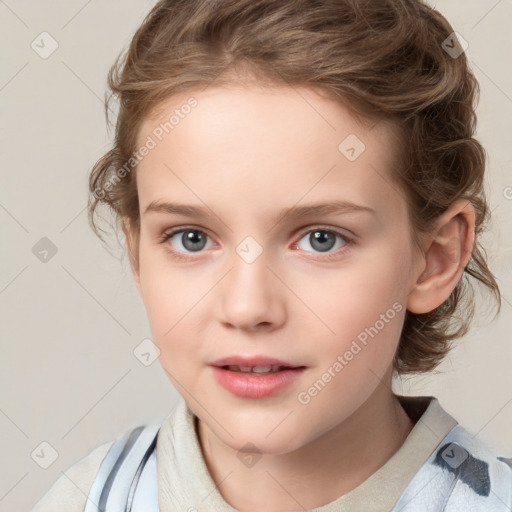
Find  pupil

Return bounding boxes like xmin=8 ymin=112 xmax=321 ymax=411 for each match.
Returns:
xmin=183 ymin=230 xmax=206 ymax=251
xmin=311 ymin=231 xmax=335 ymax=252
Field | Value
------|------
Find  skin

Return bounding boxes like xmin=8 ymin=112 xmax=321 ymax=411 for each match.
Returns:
xmin=123 ymin=84 xmax=475 ymax=511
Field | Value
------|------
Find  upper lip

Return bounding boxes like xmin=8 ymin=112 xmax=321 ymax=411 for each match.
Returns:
xmin=210 ymin=356 xmax=303 ymax=368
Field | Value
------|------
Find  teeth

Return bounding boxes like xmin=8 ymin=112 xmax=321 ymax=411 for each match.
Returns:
xmin=252 ymin=365 xmax=273 ymax=373
xmin=227 ymin=365 xmax=284 ymax=373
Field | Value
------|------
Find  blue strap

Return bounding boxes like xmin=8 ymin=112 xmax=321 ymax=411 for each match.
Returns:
xmin=390 ymin=426 xmax=512 ymax=511
xmin=83 ymin=424 xmax=160 ymax=512
xmin=126 ymin=432 xmax=159 ymax=512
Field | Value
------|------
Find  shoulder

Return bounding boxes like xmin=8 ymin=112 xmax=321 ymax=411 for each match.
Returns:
xmin=31 ymin=440 xmax=114 ymax=512
xmin=31 ymin=422 xmax=162 ymax=512
xmin=394 ymin=423 xmax=512 ymax=510
xmin=433 ymin=425 xmax=512 ymax=488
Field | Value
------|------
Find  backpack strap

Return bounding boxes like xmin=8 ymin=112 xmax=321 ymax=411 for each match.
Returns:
xmin=390 ymin=425 xmax=512 ymax=511
xmin=83 ymin=423 xmax=161 ymax=512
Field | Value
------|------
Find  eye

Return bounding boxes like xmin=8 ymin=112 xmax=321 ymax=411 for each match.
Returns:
xmin=159 ymin=227 xmax=214 ymax=259
xmin=294 ymin=228 xmax=352 ymax=259
xmin=159 ymin=226 xmax=353 ymax=261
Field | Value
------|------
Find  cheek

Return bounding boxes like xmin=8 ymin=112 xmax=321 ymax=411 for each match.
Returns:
xmin=136 ymin=236 xmax=247 ymax=387
xmin=137 ymin=250 xmax=186 ymax=342
xmin=140 ymin=276 xmax=203 ymax=384
xmin=310 ymin=244 xmax=410 ymax=369
xmin=299 ymin=267 xmax=407 ymax=425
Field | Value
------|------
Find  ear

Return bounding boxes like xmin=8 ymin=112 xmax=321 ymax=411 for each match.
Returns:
xmin=121 ymin=217 xmax=142 ymax=297
xmin=407 ymin=199 xmax=475 ymax=314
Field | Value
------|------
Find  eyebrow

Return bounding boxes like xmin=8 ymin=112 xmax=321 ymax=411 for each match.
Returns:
xmin=143 ymin=199 xmax=376 ymax=220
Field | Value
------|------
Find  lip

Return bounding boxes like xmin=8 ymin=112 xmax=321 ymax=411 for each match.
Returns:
xmin=211 ymin=367 xmax=305 ymax=398
xmin=209 ymin=355 xmax=306 ymax=399
xmin=210 ymin=355 xmax=301 ymax=368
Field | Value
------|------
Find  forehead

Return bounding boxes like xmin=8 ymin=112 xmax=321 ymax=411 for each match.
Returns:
xmin=135 ymin=85 xmax=405 ymax=220
xmin=138 ymin=84 xmax=391 ymax=146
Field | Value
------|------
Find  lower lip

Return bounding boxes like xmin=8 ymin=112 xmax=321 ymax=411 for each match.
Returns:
xmin=211 ymin=366 xmax=305 ymax=398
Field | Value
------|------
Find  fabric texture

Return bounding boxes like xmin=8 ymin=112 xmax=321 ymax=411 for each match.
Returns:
xmin=31 ymin=441 xmax=113 ymax=512
xmin=31 ymin=395 xmax=511 ymax=512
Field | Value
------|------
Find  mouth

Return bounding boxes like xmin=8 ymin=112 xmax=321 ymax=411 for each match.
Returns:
xmin=209 ymin=357 xmax=306 ymax=398
xmin=210 ymin=355 xmax=304 ymax=370
xmin=219 ymin=364 xmax=304 ymax=374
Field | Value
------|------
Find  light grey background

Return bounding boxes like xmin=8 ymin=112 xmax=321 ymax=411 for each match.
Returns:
xmin=0 ymin=1 xmax=511 ymax=510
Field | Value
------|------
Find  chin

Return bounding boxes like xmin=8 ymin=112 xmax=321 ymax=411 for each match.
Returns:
xmin=213 ymin=420 xmax=311 ymax=456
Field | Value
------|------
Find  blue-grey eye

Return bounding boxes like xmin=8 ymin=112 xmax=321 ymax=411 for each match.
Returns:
xmin=170 ymin=229 xmax=211 ymax=253
xmin=297 ymin=230 xmax=346 ymax=253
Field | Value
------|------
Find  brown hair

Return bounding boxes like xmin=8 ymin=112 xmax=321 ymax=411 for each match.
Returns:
xmin=88 ymin=0 xmax=501 ymax=374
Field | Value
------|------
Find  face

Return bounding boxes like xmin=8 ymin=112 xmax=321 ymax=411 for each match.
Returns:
xmin=131 ymin=84 xmax=423 ymax=455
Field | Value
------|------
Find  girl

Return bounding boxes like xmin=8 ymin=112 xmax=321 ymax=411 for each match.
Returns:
xmin=32 ymin=0 xmax=511 ymax=510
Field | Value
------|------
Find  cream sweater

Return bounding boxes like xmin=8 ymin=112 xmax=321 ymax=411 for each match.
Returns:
xmin=31 ymin=395 xmax=472 ymax=511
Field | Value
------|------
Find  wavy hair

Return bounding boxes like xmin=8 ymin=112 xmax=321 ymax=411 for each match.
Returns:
xmin=88 ymin=0 xmax=501 ymax=374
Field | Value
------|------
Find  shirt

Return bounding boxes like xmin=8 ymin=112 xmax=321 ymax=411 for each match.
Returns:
xmin=31 ymin=394 xmax=512 ymax=511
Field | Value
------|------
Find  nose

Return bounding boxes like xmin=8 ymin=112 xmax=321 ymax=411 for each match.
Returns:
xmin=218 ymin=250 xmax=286 ymax=332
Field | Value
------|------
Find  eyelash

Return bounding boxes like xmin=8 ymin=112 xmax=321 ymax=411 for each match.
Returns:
xmin=158 ymin=225 xmax=354 ymax=262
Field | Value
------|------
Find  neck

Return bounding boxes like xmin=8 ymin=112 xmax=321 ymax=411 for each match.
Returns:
xmin=197 ymin=374 xmax=414 ymax=511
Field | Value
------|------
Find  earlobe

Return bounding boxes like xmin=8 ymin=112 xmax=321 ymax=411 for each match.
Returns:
xmin=406 ymin=199 xmax=475 ymax=314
